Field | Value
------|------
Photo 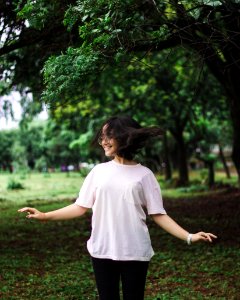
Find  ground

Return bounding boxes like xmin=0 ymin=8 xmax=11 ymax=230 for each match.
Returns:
xmin=0 ymin=176 xmax=239 ymax=299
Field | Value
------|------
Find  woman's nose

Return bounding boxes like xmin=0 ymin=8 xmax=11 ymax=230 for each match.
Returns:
xmin=102 ymin=136 xmax=109 ymax=144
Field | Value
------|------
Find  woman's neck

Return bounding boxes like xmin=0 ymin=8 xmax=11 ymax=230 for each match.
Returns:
xmin=113 ymin=156 xmax=137 ymax=165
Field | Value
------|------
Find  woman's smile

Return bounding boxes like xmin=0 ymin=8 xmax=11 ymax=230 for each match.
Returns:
xmin=100 ymin=124 xmax=118 ymax=157
xmin=102 ymin=141 xmax=117 ymax=156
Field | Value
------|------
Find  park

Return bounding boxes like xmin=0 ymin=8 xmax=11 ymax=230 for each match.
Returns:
xmin=1 ymin=1 xmax=240 ymax=299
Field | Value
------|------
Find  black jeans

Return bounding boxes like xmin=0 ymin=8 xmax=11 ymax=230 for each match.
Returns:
xmin=91 ymin=257 xmax=149 ymax=300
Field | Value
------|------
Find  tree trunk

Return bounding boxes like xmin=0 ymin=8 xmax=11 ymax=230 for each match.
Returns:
xmin=225 ymin=68 xmax=240 ymax=184
xmin=171 ymin=130 xmax=189 ymax=186
xmin=178 ymin=140 xmax=189 ymax=186
xmin=229 ymin=99 xmax=240 ymax=183
xmin=206 ymin=63 xmax=240 ymax=184
xmin=206 ymin=160 xmax=215 ymax=188
xmin=218 ymin=144 xmax=231 ymax=179
xmin=163 ymin=131 xmax=172 ymax=180
xmin=198 ymin=27 xmax=240 ymax=184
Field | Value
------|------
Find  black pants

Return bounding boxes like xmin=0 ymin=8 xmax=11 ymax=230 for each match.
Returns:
xmin=91 ymin=257 xmax=149 ymax=300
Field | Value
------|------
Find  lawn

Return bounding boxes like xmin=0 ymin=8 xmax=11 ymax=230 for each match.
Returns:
xmin=0 ymin=172 xmax=84 ymax=205
xmin=0 ymin=172 xmax=239 ymax=299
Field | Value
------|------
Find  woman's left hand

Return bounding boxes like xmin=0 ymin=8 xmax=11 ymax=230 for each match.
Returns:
xmin=192 ymin=232 xmax=217 ymax=243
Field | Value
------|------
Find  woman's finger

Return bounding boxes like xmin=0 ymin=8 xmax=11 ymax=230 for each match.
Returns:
xmin=18 ymin=207 xmax=37 ymax=214
xmin=208 ymin=233 xmax=218 ymax=239
xmin=193 ymin=232 xmax=217 ymax=243
xmin=26 ymin=214 xmax=38 ymax=219
xmin=200 ymin=232 xmax=217 ymax=242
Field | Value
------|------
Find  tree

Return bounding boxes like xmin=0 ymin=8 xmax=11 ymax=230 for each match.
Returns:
xmin=0 ymin=0 xmax=80 ymax=117
xmin=1 ymin=1 xmax=240 ymax=181
xmin=48 ymin=49 xmax=229 ymax=185
xmin=0 ymin=120 xmax=85 ymax=172
xmin=18 ymin=124 xmax=46 ymax=169
xmin=11 ymin=140 xmax=29 ymax=172
xmin=42 ymin=0 xmax=240 ymax=182
xmin=0 ymin=129 xmax=16 ymax=171
xmin=43 ymin=120 xmax=84 ymax=168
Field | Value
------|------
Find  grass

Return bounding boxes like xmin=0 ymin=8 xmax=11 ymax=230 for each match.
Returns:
xmin=0 ymin=169 xmax=238 ymax=203
xmin=0 ymin=171 xmax=239 ymax=299
xmin=0 ymin=172 xmax=84 ymax=206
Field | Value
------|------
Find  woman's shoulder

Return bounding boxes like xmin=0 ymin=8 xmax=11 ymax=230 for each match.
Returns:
xmin=91 ymin=161 xmax=113 ymax=171
xmin=137 ymin=165 xmax=160 ymax=183
xmin=138 ymin=164 xmax=154 ymax=174
xmin=92 ymin=161 xmax=154 ymax=176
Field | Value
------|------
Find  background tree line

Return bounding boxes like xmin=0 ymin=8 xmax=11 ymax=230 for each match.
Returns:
xmin=0 ymin=120 xmax=86 ymax=173
xmin=0 ymin=0 xmax=238 ymax=186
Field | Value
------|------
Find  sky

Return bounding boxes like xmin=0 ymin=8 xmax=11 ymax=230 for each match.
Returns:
xmin=0 ymin=91 xmax=48 ymax=130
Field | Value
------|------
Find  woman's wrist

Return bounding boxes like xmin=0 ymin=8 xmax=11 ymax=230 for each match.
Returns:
xmin=187 ymin=233 xmax=193 ymax=245
xmin=41 ymin=212 xmax=48 ymax=222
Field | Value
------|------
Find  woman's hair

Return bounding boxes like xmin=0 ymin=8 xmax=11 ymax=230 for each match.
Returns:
xmin=93 ymin=116 xmax=164 ymax=160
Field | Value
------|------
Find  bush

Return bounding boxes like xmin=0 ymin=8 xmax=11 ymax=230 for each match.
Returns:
xmin=79 ymin=167 xmax=91 ymax=177
xmin=200 ymin=168 xmax=208 ymax=184
xmin=7 ymin=178 xmax=25 ymax=190
xmin=35 ymin=157 xmax=48 ymax=172
xmin=177 ymin=184 xmax=208 ymax=193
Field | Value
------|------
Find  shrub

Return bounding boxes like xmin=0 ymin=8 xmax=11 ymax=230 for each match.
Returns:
xmin=79 ymin=167 xmax=91 ymax=177
xmin=7 ymin=178 xmax=25 ymax=190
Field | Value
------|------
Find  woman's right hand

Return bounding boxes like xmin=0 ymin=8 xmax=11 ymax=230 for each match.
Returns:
xmin=18 ymin=207 xmax=46 ymax=221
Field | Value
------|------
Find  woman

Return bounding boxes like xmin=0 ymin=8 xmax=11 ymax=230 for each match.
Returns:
xmin=18 ymin=116 xmax=217 ymax=300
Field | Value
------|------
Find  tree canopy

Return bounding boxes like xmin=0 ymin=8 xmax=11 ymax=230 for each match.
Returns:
xmin=0 ymin=0 xmax=239 ymax=182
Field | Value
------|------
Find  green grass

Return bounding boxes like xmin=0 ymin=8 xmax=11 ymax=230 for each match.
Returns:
xmin=0 ymin=172 xmax=84 ymax=206
xmin=0 ymin=170 xmax=238 ymax=204
xmin=158 ymin=170 xmax=239 ymax=199
xmin=0 ymin=172 xmax=239 ymax=299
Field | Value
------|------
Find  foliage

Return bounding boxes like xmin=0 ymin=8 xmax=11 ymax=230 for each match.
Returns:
xmin=78 ymin=167 xmax=92 ymax=177
xmin=47 ymin=49 xmax=230 ymax=181
xmin=43 ymin=121 xmax=86 ymax=167
xmin=18 ymin=124 xmax=46 ymax=169
xmin=0 ymin=0 xmax=81 ymax=120
xmin=16 ymin=0 xmax=58 ymax=30
xmin=7 ymin=177 xmax=25 ymax=190
xmin=1 ymin=0 xmax=239 ymax=181
xmin=0 ymin=119 xmax=97 ymax=172
xmin=37 ymin=0 xmax=240 ymax=102
xmin=70 ymin=130 xmax=94 ymax=161
xmin=40 ymin=0 xmax=240 ymax=179
xmin=2 ymin=0 xmax=239 ymax=106
xmin=11 ymin=140 xmax=29 ymax=172
xmin=34 ymin=156 xmax=48 ymax=172
xmin=42 ymin=46 xmax=103 ymax=103
xmin=0 ymin=129 xmax=16 ymax=171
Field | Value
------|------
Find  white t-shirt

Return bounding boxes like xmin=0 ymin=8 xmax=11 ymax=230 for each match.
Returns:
xmin=75 ymin=160 xmax=166 ymax=261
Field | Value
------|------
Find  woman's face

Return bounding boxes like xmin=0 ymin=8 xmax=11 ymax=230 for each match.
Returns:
xmin=99 ymin=125 xmax=118 ymax=157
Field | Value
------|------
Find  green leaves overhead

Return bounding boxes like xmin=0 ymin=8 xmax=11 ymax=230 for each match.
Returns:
xmin=63 ymin=0 xmax=169 ymax=50
xmin=40 ymin=0 xmax=239 ymax=103
xmin=16 ymin=0 xmax=60 ymax=29
xmin=42 ymin=47 xmax=103 ymax=103
xmin=3 ymin=0 xmax=238 ymax=106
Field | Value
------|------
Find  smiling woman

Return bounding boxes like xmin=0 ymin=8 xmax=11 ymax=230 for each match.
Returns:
xmin=97 ymin=124 xmax=119 ymax=157
xmin=18 ymin=115 xmax=217 ymax=300
xmin=94 ymin=116 xmax=164 ymax=163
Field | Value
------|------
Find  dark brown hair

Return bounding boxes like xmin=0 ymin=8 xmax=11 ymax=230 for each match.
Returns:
xmin=94 ymin=116 xmax=164 ymax=160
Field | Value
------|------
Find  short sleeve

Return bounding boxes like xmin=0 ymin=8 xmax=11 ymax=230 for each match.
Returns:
xmin=75 ymin=167 xmax=96 ymax=208
xmin=141 ymin=172 xmax=167 ymax=215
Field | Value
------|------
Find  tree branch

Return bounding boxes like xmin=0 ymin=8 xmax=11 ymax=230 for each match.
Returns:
xmin=130 ymin=35 xmax=182 ymax=52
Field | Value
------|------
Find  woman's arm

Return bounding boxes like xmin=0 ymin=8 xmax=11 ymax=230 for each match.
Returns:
xmin=151 ymin=214 xmax=217 ymax=243
xmin=18 ymin=204 xmax=88 ymax=221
